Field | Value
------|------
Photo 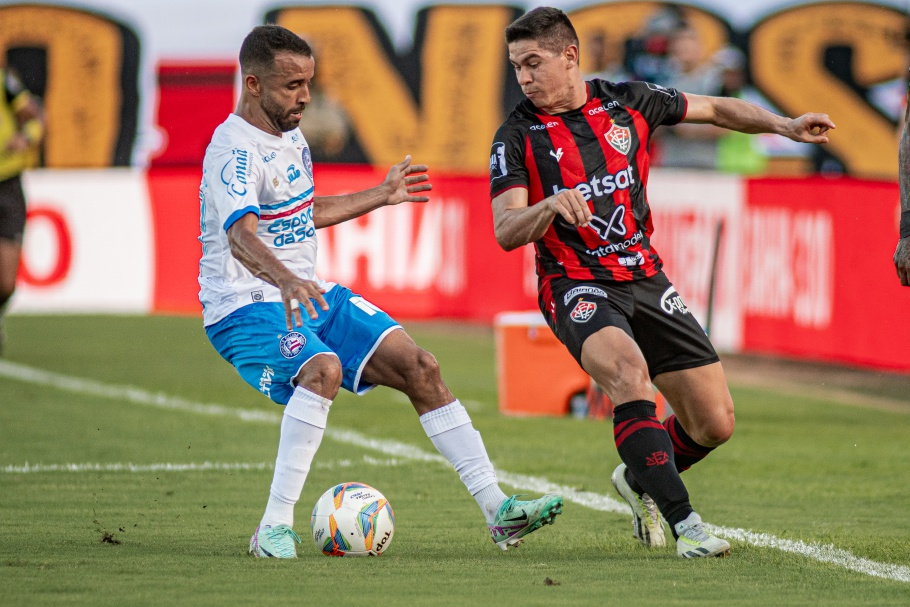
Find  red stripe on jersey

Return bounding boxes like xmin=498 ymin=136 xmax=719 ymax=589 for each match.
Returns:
xmin=544 ymin=113 xmax=613 ymax=272
xmin=539 ymin=273 xmax=557 ymax=323
xmin=585 ymin=108 xmax=639 ymax=280
xmin=261 ymin=199 xmax=313 ymax=220
xmin=627 ymin=107 xmax=661 ymax=270
xmin=525 ymin=131 xmax=595 ymax=280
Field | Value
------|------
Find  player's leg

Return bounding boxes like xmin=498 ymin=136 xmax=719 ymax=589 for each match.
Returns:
xmin=0 ymin=238 xmax=21 ymax=355
xmin=206 ymin=302 xmax=339 ymax=558
xmin=0 ymin=175 xmax=27 ymax=356
xmin=579 ymin=325 xmax=681 ymax=549
xmin=652 ymin=362 xmax=734 ymax=472
xmin=352 ymin=314 xmax=562 ymax=550
xmin=623 ymin=272 xmax=731 ymax=556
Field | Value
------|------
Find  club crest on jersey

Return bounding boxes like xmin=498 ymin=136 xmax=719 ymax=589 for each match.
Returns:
xmin=570 ymin=300 xmax=597 ymax=323
xmin=279 ymin=331 xmax=307 ymax=358
xmin=301 ymin=146 xmax=313 ymax=180
xmin=605 ymin=122 xmax=631 ymax=155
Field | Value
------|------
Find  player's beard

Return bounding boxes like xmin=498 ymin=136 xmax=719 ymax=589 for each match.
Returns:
xmin=263 ymin=96 xmax=305 ymax=132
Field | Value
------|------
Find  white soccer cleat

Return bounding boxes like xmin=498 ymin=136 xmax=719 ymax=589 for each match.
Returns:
xmin=611 ymin=463 xmax=666 ymax=548
xmin=674 ymin=512 xmax=731 ymax=558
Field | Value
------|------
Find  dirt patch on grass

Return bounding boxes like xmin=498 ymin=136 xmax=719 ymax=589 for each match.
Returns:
xmin=719 ymin=353 xmax=910 ymax=414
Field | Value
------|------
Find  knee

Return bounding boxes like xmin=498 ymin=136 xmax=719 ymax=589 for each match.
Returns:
xmin=407 ymin=348 xmax=442 ymax=386
xmin=600 ymin=362 xmax=652 ymax=402
xmin=692 ymin=405 xmax=735 ymax=447
xmin=295 ymin=355 xmax=343 ymax=399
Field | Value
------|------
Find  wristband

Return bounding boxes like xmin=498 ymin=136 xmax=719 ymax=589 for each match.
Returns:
xmin=21 ymin=118 xmax=44 ymax=144
xmin=901 ymin=210 xmax=910 ymax=239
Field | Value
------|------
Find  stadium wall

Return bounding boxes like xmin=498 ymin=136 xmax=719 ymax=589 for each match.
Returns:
xmin=11 ymin=168 xmax=909 ymax=372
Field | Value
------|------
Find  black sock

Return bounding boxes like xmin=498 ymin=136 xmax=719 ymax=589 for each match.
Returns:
xmin=613 ymin=400 xmax=692 ymax=530
xmin=663 ymin=414 xmax=715 ymax=472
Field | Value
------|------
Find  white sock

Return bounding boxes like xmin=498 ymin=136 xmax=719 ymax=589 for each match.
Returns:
xmin=420 ymin=401 xmax=507 ymax=524
xmin=260 ymin=386 xmax=332 ymax=529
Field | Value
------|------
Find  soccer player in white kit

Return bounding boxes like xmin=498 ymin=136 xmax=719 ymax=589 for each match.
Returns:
xmin=199 ymin=24 xmax=563 ymax=558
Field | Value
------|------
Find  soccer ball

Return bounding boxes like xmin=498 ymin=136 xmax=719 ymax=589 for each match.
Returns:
xmin=310 ymin=482 xmax=395 ymax=557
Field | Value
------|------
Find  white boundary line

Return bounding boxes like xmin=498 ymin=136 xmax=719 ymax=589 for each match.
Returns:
xmin=1 ymin=359 xmax=908 ymax=583
xmin=1 ymin=456 xmax=408 ymax=475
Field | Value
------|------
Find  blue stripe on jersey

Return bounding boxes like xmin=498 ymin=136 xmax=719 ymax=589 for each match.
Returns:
xmin=223 ymin=205 xmax=260 ymax=231
xmin=259 ymin=186 xmax=315 ymax=211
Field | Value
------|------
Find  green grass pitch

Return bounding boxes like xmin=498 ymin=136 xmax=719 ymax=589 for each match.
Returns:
xmin=1 ymin=315 xmax=909 ymax=606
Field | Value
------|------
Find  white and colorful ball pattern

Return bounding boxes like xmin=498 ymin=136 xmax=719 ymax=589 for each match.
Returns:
xmin=310 ymin=482 xmax=395 ymax=557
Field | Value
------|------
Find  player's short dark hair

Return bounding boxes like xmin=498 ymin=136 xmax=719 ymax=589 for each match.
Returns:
xmin=239 ymin=25 xmax=312 ymax=74
xmin=505 ymin=7 xmax=579 ymax=54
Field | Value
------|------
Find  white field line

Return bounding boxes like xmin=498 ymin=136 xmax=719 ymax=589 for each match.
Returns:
xmin=1 ymin=456 xmax=408 ymax=475
xmin=1 ymin=359 xmax=908 ymax=583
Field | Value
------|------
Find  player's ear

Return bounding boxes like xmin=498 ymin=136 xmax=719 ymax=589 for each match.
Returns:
xmin=245 ymin=73 xmax=262 ymax=97
xmin=564 ymin=44 xmax=579 ymax=68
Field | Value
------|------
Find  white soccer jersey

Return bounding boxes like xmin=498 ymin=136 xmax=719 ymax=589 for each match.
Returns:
xmin=198 ymin=114 xmax=328 ymax=326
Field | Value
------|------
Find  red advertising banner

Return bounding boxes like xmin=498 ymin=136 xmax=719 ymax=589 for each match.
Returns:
xmin=144 ymin=165 xmax=538 ymax=320
xmin=743 ymin=178 xmax=910 ymax=371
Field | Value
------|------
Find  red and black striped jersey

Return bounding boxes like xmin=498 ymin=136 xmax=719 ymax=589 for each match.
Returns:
xmin=489 ymin=79 xmax=687 ymax=282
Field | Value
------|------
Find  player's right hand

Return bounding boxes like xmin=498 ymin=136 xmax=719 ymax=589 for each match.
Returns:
xmin=547 ymin=188 xmax=592 ymax=227
xmin=280 ymin=278 xmax=329 ymax=329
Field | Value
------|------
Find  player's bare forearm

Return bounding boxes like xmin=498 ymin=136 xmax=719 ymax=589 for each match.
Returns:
xmin=494 ymin=203 xmax=556 ymax=251
xmin=312 ymin=187 xmax=390 ymax=228
xmin=227 ymin=215 xmax=299 ymax=288
xmin=493 ymin=187 xmax=591 ymax=251
xmin=227 ymin=213 xmax=328 ymax=323
xmin=683 ymin=94 xmax=834 ymax=143
xmin=313 ymin=155 xmax=431 ymax=228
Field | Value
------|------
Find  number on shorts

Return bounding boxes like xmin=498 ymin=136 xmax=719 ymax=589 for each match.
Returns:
xmin=349 ymin=296 xmax=380 ymax=316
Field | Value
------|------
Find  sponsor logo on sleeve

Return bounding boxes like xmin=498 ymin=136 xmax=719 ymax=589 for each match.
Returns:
xmin=646 ymin=82 xmax=676 ymax=97
xmin=279 ymin=331 xmax=307 ymax=358
xmin=251 ymin=290 xmax=264 ymax=302
xmin=570 ymin=300 xmax=597 ymax=323
xmin=490 ymin=142 xmax=508 ymax=181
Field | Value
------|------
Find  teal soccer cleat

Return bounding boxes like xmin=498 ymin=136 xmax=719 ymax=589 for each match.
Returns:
xmin=249 ymin=524 xmax=301 ymax=558
xmin=488 ymin=493 xmax=563 ymax=551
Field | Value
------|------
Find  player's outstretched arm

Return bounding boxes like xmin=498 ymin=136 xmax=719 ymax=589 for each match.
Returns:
xmin=896 ymin=102 xmax=910 ymax=287
xmin=227 ymin=213 xmax=328 ymax=327
xmin=493 ymin=187 xmax=591 ymax=251
xmin=682 ymin=93 xmax=835 ymax=144
xmin=312 ymin=155 xmax=432 ymax=228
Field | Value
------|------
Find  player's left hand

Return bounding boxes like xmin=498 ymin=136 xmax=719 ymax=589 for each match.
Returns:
xmin=784 ymin=113 xmax=835 ymax=144
xmin=384 ymin=155 xmax=432 ymax=205
xmin=895 ymin=238 xmax=910 ymax=286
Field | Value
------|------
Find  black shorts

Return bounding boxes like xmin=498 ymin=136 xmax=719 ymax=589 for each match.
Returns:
xmin=0 ymin=174 xmax=26 ymax=243
xmin=541 ymin=271 xmax=719 ymax=379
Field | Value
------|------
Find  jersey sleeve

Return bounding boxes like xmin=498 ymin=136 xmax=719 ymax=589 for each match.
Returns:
xmin=208 ymin=146 xmax=263 ymax=233
xmin=618 ymin=81 xmax=688 ymax=128
xmin=489 ymin=120 xmax=529 ymax=199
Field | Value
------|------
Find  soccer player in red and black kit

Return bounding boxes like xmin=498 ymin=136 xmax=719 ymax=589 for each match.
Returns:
xmin=490 ymin=7 xmax=835 ymax=558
